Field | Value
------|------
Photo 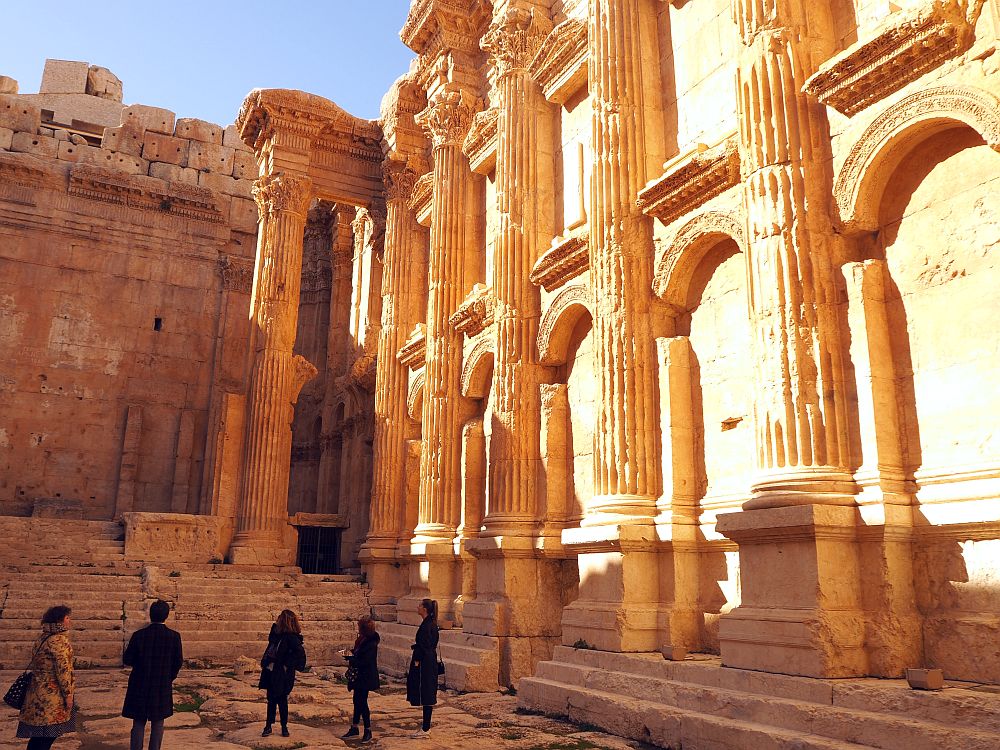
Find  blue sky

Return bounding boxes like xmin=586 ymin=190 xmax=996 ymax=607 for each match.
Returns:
xmin=0 ymin=1 xmax=416 ymax=125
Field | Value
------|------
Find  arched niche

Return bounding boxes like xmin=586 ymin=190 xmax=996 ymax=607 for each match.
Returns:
xmin=406 ymin=371 xmax=424 ymax=422
xmin=835 ymin=85 xmax=1000 ymax=233
xmin=460 ymin=337 xmax=495 ymax=399
xmin=537 ymin=284 xmax=594 ymax=366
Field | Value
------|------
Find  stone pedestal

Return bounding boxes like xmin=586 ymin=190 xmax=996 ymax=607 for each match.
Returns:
xmin=397 ymin=541 xmax=462 ymax=626
xmin=717 ymin=504 xmax=868 ymax=677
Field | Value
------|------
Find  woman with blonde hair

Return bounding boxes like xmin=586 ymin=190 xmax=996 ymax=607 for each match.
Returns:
xmin=16 ymin=605 xmax=76 ymax=750
xmin=258 ymin=610 xmax=306 ymax=738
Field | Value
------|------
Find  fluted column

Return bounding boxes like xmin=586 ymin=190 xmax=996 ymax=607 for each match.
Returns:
xmin=587 ymin=0 xmax=662 ymax=523
xmin=733 ymin=0 xmax=854 ymax=508
xmin=231 ymin=172 xmax=317 ymax=562
xmin=414 ymin=84 xmax=478 ymax=541
xmin=480 ymin=5 xmax=553 ymax=535
xmin=369 ymin=157 xmax=424 ymax=546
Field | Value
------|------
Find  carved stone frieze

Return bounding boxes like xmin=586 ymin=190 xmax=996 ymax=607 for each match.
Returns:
xmin=636 ymin=138 xmax=740 ymax=227
xmin=528 ymin=18 xmax=588 ymax=104
xmin=408 ymin=172 xmax=435 ymax=227
xmin=0 ymin=152 xmax=51 ymax=205
xmin=218 ymin=255 xmax=255 ymax=294
xmin=415 ymin=83 xmax=480 ymax=148
xmin=401 ymin=0 xmax=491 ymax=57
xmin=530 ymin=231 xmax=589 ymax=291
xmin=463 ymin=107 xmax=499 ymax=175
xmin=481 ymin=6 xmax=553 ymax=77
xmin=448 ymin=283 xmax=496 ymax=337
xmin=803 ymin=0 xmax=976 ymax=117
xmin=397 ymin=323 xmax=428 ymax=370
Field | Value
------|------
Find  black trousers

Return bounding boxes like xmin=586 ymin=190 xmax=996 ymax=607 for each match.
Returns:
xmin=129 ymin=718 xmax=164 ymax=750
xmin=352 ymin=688 xmax=371 ymax=728
xmin=266 ymin=694 xmax=289 ymax=727
xmin=26 ymin=739 xmax=56 ymax=750
xmin=422 ymin=705 xmax=433 ymax=732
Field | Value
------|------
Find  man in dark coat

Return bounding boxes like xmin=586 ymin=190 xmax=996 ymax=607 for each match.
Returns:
xmin=122 ymin=599 xmax=183 ymax=750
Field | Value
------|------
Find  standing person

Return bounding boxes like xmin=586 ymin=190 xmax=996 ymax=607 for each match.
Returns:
xmin=258 ymin=610 xmax=306 ymax=738
xmin=340 ymin=616 xmax=380 ymax=743
xmin=16 ymin=605 xmax=75 ymax=750
xmin=121 ymin=599 xmax=183 ymax=750
xmin=406 ymin=599 xmax=439 ymax=738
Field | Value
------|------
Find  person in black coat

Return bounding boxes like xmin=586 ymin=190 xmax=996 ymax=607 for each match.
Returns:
xmin=339 ymin=616 xmax=380 ymax=743
xmin=258 ymin=609 xmax=306 ymax=738
xmin=122 ymin=600 xmax=183 ymax=750
xmin=406 ymin=599 xmax=440 ymax=738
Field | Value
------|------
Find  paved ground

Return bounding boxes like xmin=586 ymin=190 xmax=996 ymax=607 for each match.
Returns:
xmin=0 ymin=666 xmax=657 ymax=750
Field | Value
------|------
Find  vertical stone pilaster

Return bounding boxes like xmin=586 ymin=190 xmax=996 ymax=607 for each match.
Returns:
xmin=230 ymin=172 xmax=317 ymax=565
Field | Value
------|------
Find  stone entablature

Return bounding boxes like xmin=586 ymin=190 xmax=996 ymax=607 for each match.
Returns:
xmin=528 ymin=18 xmax=588 ymax=104
xmin=803 ymin=0 xmax=976 ymax=117
xmin=529 ymin=231 xmax=589 ymax=292
xmin=401 ymin=0 xmax=491 ymax=57
xmin=448 ymin=283 xmax=496 ymax=337
xmin=218 ymin=255 xmax=254 ymax=294
xmin=636 ymin=138 xmax=739 ymax=226
xmin=408 ymin=171 xmax=434 ymax=226
xmin=397 ymin=323 xmax=428 ymax=369
xmin=463 ymin=107 xmax=499 ymax=175
xmin=0 ymin=152 xmax=52 ymax=205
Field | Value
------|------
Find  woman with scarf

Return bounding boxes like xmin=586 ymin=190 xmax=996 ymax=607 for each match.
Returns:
xmin=340 ymin=616 xmax=380 ymax=743
xmin=16 ymin=605 xmax=76 ymax=750
xmin=258 ymin=609 xmax=306 ymax=738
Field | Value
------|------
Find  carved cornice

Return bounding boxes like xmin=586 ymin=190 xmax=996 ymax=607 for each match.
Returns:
xmin=401 ymin=0 xmax=491 ymax=57
xmin=66 ymin=164 xmax=225 ymax=223
xmin=463 ymin=107 xmax=499 ymax=175
xmin=636 ymin=138 xmax=740 ymax=226
xmin=252 ymin=172 xmax=312 ymax=218
xmin=528 ymin=18 xmax=588 ymax=104
xmin=0 ymin=152 xmax=49 ymax=206
xmin=397 ymin=323 xmax=427 ymax=370
xmin=416 ymin=83 xmax=480 ymax=148
xmin=218 ymin=255 xmax=255 ymax=294
xmin=481 ymin=6 xmax=553 ymax=77
xmin=408 ymin=172 xmax=435 ymax=226
xmin=381 ymin=73 xmax=427 ymax=148
xmin=349 ymin=353 xmax=377 ymax=391
xmin=530 ymin=231 xmax=589 ymax=291
xmin=448 ymin=283 xmax=496 ymax=337
xmin=803 ymin=0 xmax=976 ymax=117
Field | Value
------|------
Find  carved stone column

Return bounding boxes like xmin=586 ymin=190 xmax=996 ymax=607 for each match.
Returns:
xmin=230 ymin=172 xmax=317 ymax=565
xmin=716 ymin=0 xmax=867 ymax=678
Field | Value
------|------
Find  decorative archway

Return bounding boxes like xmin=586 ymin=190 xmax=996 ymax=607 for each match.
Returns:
xmin=406 ymin=372 xmax=425 ymax=422
xmin=537 ymin=284 xmax=593 ymax=365
xmin=652 ymin=210 xmax=746 ymax=308
xmin=460 ymin=337 xmax=495 ymax=399
xmin=835 ymin=85 xmax=1000 ymax=233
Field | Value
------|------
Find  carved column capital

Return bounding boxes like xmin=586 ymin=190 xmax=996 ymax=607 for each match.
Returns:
xmin=384 ymin=157 xmax=420 ymax=203
xmin=481 ymin=5 xmax=553 ymax=77
xmin=252 ymin=172 xmax=313 ymax=219
xmin=415 ymin=83 xmax=479 ymax=148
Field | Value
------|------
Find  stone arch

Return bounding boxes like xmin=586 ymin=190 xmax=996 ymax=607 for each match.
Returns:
xmin=652 ymin=210 xmax=746 ymax=309
xmin=461 ymin=336 xmax=495 ymax=399
xmin=406 ymin=371 xmax=424 ymax=422
xmin=537 ymin=284 xmax=593 ymax=365
xmin=835 ymin=85 xmax=1000 ymax=233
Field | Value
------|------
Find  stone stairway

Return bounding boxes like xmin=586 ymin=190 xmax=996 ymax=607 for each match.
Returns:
xmin=518 ymin=646 xmax=1000 ymax=750
xmin=379 ymin=621 xmax=500 ymax=691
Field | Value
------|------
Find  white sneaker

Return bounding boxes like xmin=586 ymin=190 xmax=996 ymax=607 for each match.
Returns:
xmin=409 ymin=728 xmax=430 ymax=739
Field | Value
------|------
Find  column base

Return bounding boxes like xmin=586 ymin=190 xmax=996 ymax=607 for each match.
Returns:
xmin=746 ymin=467 xmax=858 ymax=510
xmin=227 ymin=528 xmax=295 ymax=566
xmin=717 ymin=504 xmax=868 ymax=678
xmin=581 ymin=494 xmax=658 ymax=527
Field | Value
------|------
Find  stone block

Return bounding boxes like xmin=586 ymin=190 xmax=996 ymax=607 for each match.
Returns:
xmin=0 ymin=127 xmax=12 ymax=150
xmin=31 ymin=497 xmax=84 ymax=519
xmin=11 ymin=131 xmax=58 ymax=158
xmin=188 ymin=141 xmax=234 ymax=173
xmin=85 ymin=65 xmax=123 ymax=101
xmin=198 ymin=170 xmax=252 ymax=197
xmin=222 ymin=123 xmax=250 ymax=150
xmin=39 ymin=59 xmax=89 ymax=94
xmin=141 ymin=131 xmax=189 ymax=166
xmin=661 ymin=645 xmax=688 ymax=661
xmin=52 ymin=129 xmax=69 ymax=141
xmin=148 ymin=161 xmax=199 ymax=185
xmin=0 ymin=76 xmax=17 ymax=95
xmin=57 ymin=140 xmax=89 ymax=162
xmin=101 ymin=123 xmax=145 ymax=156
xmin=174 ymin=117 xmax=222 ymax=144
xmin=0 ymin=94 xmax=41 ymax=133
xmin=121 ymin=103 xmax=175 ymax=135
xmin=78 ymin=148 xmax=148 ymax=175
xmin=230 ymin=196 xmax=259 ymax=233
xmin=232 ymin=149 xmax=257 ymax=179
xmin=69 ymin=133 xmax=87 ymax=145
xmin=905 ymin=668 xmax=944 ymax=690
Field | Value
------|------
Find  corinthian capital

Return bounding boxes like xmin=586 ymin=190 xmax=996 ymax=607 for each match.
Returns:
xmin=481 ymin=5 xmax=552 ymax=77
xmin=252 ymin=172 xmax=313 ymax=219
xmin=383 ymin=155 xmax=419 ymax=203
xmin=415 ymin=83 xmax=480 ymax=148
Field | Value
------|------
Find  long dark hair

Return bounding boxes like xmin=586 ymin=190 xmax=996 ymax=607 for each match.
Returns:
xmin=275 ymin=609 xmax=301 ymax=635
xmin=354 ymin=615 xmax=376 ymax=650
xmin=421 ymin=598 xmax=438 ymax=623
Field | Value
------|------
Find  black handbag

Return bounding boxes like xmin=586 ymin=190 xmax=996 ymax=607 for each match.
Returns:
xmin=437 ymin=659 xmax=445 ymax=676
xmin=3 ymin=634 xmax=51 ymax=710
xmin=345 ymin=665 xmax=359 ymax=692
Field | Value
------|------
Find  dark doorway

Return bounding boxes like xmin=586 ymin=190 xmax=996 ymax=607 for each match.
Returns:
xmin=296 ymin=526 xmax=342 ymax=574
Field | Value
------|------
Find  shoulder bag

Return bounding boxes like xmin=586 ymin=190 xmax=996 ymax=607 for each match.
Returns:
xmin=4 ymin=635 xmax=52 ymax=710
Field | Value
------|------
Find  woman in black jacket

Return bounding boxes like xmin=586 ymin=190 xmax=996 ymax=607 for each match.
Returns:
xmin=258 ymin=610 xmax=306 ymax=738
xmin=405 ymin=599 xmax=439 ymax=738
xmin=340 ymin=616 xmax=380 ymax=743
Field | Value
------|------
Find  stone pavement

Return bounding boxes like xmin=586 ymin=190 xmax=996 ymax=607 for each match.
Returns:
xmin=0 ymin=667 xmax=657 ymax=750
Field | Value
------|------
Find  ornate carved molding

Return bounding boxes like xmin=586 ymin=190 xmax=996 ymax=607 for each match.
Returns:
xmin=397 ymin=323 xmax=428 ymax=370
xmin=415 ymin=83 xmax=480 ymax=148
xmin=381 ymin=73 xmax=427 ymax=148
xmin=408 ymin=172 xmax=435 ymax=227
xmin=481 ymin=5 xmax=553 ymax=77
xmin=401 ymin=0 xmax=491 ymax=57
xmin=406 ymin=371 xmax=426 ymax=421
xmin=530 ymin=231 xmax=589 ymax=292
xmin=349 ymin=353 xmax=377 ymax=392
xmin=252 ymin=172 xmax=312 ymax=218
xmin=652 ymin=210 xmax=746 ymax=307
xmin=460 ymin=335 xmax=495 ymax=398
xmin=463 ymin=107 xmax=499 ymax=175
xmin=803 ymin=0 xmax=977 ymax=117
xmin=384 ymin=155 xmax=420 ymax=203
xmin=835 ymin=85 xmax=1000 ymax=232
xmin=448 ymin=283 xmax=496 ymax=337
xmin=218 ymin=255 xmax=255 ymax=294
xmin=636 ymin=138 xmax=740 ymax=226
xmin=528 ymin=18 xmax=588 ymax=104
xmin=537 ymin=283 xmax=593 ymax=365
xmin=0 ymin=153 xmax=51 ymax=205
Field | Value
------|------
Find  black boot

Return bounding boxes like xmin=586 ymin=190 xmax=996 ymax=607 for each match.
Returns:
xmin=261 ymin=724 xmax=272 ymax=737
xmin=361 ymin=727 xmax=373 ymax=743
xmin=341 ymin=725 xmax=360 ymax=738
xmin=281 ymin=725 xmax=290 ymax=737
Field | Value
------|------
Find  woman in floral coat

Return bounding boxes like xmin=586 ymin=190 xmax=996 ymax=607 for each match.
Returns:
xmin=16 ymin=605 xmax=76 ymax=750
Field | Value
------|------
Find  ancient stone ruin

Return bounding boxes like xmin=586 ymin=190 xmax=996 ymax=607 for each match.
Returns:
xmin=2 ymin=0 xmax=1000 ymax=746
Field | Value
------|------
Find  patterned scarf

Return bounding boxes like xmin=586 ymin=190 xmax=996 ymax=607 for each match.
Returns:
xmin=41 ymin=621 xmax=68 ymax=636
